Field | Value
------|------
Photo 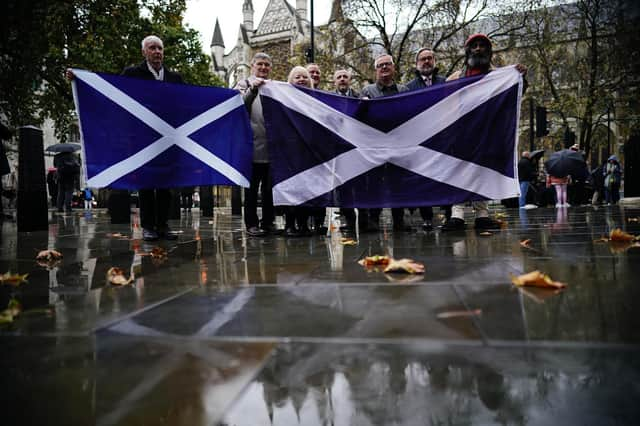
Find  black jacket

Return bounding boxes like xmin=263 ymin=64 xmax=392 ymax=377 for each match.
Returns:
xmin=122 ymin=61 xmax=183 ymax=83
xmin=518 ymin=157 xmax=536 ymax=182
xmin=406 ymin=69 xmax=446 ymax=91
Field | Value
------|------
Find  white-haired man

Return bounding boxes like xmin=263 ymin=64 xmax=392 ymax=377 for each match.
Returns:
xmin=121 ymin=35 xmax=183 ymax=241
xmin=67 ymin=35 xmax=184 ymax=240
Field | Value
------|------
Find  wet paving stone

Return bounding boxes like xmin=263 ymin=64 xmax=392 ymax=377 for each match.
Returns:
xmin=2 ymin=203 xmax=640 ymax=424
xmin=0 ymin=333 xmax=275 ymax=425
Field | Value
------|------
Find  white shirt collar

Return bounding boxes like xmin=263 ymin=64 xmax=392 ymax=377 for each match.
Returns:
xmin=146 ymin=62 xmax=164 ymax=81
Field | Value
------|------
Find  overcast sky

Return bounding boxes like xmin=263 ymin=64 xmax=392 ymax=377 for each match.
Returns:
xmin=184 ymin=0 xmax=334 ymax=54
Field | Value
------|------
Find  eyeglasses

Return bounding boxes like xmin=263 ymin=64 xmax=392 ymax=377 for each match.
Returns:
xmin=375 ymin=61 xmax=393 ymax=69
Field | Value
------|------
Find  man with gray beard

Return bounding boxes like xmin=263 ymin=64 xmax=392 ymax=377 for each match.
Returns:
xmin=441 ymin=33 xmax=527 ymax=232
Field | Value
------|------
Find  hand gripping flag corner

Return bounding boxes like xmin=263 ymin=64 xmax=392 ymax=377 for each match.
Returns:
xmin=260 ymin=66 xmax=523 ymax=208
xmin=71 ymin=69 xmax=252 ymax=189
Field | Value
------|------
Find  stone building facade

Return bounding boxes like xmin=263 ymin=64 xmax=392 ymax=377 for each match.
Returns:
xmin=211 ymin=0 xmax=312 ymax=86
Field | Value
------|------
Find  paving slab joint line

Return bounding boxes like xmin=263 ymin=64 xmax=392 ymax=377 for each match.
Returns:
xmin=90 ymin=286 xmax=197 ymax=333
xmin=451 ymin=284 xmax=490 ymax=344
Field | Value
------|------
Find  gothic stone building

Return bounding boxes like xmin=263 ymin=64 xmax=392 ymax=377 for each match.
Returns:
xmin=211 ymin=0 xmax=312 ymax=86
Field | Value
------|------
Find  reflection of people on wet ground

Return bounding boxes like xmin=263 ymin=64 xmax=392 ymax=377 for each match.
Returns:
xmin=551 ymin=205 xmax=569 ymax=230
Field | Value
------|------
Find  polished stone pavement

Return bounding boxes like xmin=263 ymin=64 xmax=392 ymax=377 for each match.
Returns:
xmin=1 ymin=202 xmax=640 ymax=425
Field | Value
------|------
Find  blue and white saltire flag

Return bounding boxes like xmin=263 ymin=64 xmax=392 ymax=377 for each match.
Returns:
xmin=260 ymin=65 xmax=523 ymax=207
xmin=71 ymin=69 xmax=252 ymax=189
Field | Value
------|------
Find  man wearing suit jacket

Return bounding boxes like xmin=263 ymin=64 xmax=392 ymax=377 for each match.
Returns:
xmin=122 ymin=35 xmax=183 ymax=241
xmin=65 ymin=35 xmax=183 ymax=240
xmin=406 ymin=48 xmax=451 ymax=230
xmin=406 ymin=48 xmax=446 ymax=91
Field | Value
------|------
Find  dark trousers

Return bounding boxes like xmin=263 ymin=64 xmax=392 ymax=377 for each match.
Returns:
xmin=57 ymin=181 xmax=74 ymax=212
xmin=605 ymin=183 xmax=621 ymax=204
xmin=139 ymin=188 xmax=170 ymax=230
xmin=244 ymin=162 xmax=274 ymax=229
xmin=420 ymin=205 xmax=452 ymax=221
xmin=284 ymin=206 xmax=309 ymax=231
xmin=180 ymin=192 xmax=193 ymax=209
xmin=369 ymin=208 xmax=405 ymax=225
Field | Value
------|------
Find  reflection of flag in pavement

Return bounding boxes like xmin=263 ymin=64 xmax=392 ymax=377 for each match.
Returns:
xmin=71 ymin=69 xmax=252 ymax=190
xmin=261 ymin=66 xmax=523 ymax=207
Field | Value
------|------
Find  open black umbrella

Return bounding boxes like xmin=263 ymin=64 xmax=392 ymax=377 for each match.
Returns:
xmin=530 ymin=149 xmax=545 ymax=162
xmin=45 ymin=143 xmax=81 ymax=153
xmin=544 ymin=149 xmax=586 ymax=178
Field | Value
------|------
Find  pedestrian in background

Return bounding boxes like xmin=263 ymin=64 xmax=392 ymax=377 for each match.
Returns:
xmin=604 ymin=155 xmax=622 ymax=204
xmin=547 ymin=172 xmax=571 ymax=207
xmin=0 ymin=122 xmax=12 ymax=220
xmin=82 ymin=187 xmax=94 ymax=210
xmin=517 ymin=151 xmax=535 ymax=208
xmin=54 ymin=151 xmax=80 ymax=212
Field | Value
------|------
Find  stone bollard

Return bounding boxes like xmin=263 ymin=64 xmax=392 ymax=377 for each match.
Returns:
xmin=17 ymin=126 xmax=49 ymax=232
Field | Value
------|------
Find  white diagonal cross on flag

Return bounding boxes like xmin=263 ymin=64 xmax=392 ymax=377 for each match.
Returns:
xmin=71 ymin=69 xmax=250 ymax=188
xmin=260 ymin=66 xmax=522 ymax=205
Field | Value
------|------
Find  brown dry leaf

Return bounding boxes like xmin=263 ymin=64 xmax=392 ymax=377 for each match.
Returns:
xmin=107 ymin=267 xmax=134 ymax=286
xmin=479 ymin=231 xmax=492 ymax=236
xmin=358 ymin=255 xmax=391 ymax=267
xmin=383 ymin=258 xmax=425 ymax=274
xmin=149 ymin=246 xmax=168 ymax=259
xmin=609 ymin=228 xmax=638 ymax=242
xmin=510 ymin=270 xmax=566 ymax=289
xmin=436 ymin=309 xmax=482 ymax=319
xmin=340 ymin=238 xmax=357 ymax=245
xmin=0 ymin=272 xmax=29 ymax=287
xmin=36 ymin=249 xmax=63 ymax=261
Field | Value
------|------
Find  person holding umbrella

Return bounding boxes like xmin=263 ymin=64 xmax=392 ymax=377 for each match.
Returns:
xmin=546 ymin=171 xmax=571 ymax=207
xmin=53 ymin=150 xmax=81 ymax=212
xmin=604 ymin=155 xmax=622 ymax=204
xmin=544 ymin=148 xmax=586 ymax=207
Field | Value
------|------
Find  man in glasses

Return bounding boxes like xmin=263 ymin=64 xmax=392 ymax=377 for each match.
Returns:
xmin=360 ymin=54 xmax=411 ymax=232
xmin=406 ymin=47 xmax=451 ymax=231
